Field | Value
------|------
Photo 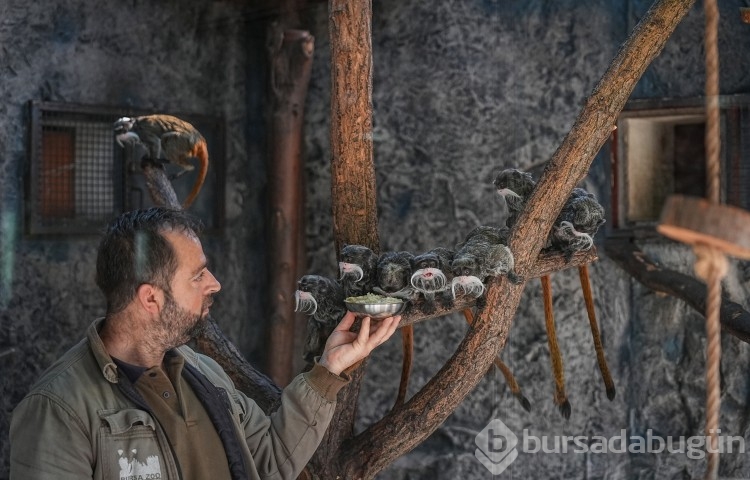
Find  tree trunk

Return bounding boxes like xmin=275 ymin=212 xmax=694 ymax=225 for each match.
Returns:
xmin=308 ymin=1 xmax=379 ymax=476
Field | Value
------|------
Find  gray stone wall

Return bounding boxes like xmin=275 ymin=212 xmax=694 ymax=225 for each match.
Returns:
xmin=0 ymin=1 xmax=269 ymax=476
xmin=2 ymin=0 xmax=750 ymax=479
xmin=301 ymin=1 xmax=750 ymax=478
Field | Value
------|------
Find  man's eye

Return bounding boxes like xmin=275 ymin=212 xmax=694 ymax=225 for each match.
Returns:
xmin=195 ymin=271 xmax=205 ymax=281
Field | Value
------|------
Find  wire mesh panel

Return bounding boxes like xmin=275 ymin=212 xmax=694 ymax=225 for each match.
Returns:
xmin=28 ymin=102 xmax=124 ymax=234
xmin=26 ymin=101 xmax=225 ymax=235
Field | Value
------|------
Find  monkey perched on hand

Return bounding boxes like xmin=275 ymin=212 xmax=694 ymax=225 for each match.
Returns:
xmin=295 ymin=274 xmax=346 ymax=367
xmin=114 ymin=114 xmax=209 ymax=209
xmin=494 ymin=168 xmax=614 ymax=418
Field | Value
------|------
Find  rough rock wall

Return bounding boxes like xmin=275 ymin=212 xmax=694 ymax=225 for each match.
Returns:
xmin=301 ymin=1 xmax=750 ymax=478
xmin=0 ymin=1 xmax=269 ymax=476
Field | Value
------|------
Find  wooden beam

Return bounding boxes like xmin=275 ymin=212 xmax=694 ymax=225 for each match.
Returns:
xmin=266 ymin=24 xmax=315 ymax=386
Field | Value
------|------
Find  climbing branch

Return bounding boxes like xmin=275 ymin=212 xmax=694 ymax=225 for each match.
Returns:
xmin=606 ymin=237 xmax=750 ymax=344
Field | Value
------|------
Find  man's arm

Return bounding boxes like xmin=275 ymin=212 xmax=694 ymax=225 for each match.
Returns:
xmin=235 ymin=312 xmax=400 ymax=479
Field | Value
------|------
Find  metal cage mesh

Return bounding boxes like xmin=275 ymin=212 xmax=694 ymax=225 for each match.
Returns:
xmin=28 ymin=104 xmax=124 ymax=234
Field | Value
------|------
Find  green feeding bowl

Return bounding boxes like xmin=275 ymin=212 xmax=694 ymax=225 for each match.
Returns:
xmin=344 ymin=294 xmax=405 ymax=319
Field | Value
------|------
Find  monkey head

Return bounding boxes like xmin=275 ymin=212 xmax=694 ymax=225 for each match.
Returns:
xmin=449 ymin=253 xmax=485 ymax=299
xmin=493 ymin=169 xmax=536 ymax=228
xmin=338 ymin=244 xmax=378 ymax=297
xmin=294 ymin=274 xmax=346 ymax=324
xmin=410 ymin=247 xmax=454 ymax=297
xmin=113 ymin=117 xmax=139 ymax=147
xmin=493 ymin=169 xmax=536 ymax=200
xmin=373 ymin=251 xmax=415 ymax=299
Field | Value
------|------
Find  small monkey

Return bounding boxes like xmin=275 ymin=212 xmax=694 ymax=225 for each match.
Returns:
xmin=549 ymin=188 xmax=606 ymax=261
xmin=495 ymin=168 xmax=614 ymax=418
xmin=448 ymin=225 xmax=530 ymax=410
xmin=450 ymin=225 xmax=518 ymax=300
xmin=410 ymin=247 xmax=454 ymax=308
xmin=373 ymin=250 xmax=417 ymax=409
xmin=295 ymin=274 xmax=346 ymax=366
xmin=114 ymin=114 xmax=209 ymax=209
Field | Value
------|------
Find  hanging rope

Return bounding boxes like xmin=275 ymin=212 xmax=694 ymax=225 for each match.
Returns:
xmin=699 ymin=1 xmax=722 ymax=479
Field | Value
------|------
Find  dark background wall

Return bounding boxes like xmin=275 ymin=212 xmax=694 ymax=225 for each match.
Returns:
xmin=2 ymin=0 xmax=750 ymax=479
xmin=0 ymin=1 xmax=272 ymax=476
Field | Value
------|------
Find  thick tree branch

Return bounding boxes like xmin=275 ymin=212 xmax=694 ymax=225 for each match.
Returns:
xmin=398 ymin=249 xmax=599 ymax=328
xmin=196 ymin=316 xmax=283 ymax=413
xmin=606 ymin=238 xmax=750 ymax=344
xmin=341 ymin=0 xmax=697 ymax=477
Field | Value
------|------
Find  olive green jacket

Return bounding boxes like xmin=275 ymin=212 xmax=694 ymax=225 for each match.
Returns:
xmin=10 ymin=319 xmax=348 ymax=480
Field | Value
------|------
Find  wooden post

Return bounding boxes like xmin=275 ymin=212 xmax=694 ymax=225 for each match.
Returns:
xmin=266 ymin=24 xmax=315 ymax=386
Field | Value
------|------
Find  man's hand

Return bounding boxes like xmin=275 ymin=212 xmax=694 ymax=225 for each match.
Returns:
xmin=318 ymin=311 xmax=400 ymax=376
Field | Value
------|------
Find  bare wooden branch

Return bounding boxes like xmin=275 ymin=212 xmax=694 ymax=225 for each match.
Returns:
xmin=142 ymin=161 xmax=180 ymax=209
xmin=606 ymin=237 xmax=750 ymax=344
xmin=195 ymin=316 xmax=283 ymax=413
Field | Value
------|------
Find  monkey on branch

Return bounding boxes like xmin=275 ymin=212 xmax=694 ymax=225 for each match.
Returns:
xmin=114 ymin=114 xmax=209 ymax=209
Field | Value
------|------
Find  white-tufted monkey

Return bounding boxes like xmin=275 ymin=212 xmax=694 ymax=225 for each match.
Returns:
xmin=114 ymin=114 xmax=208 ymax=209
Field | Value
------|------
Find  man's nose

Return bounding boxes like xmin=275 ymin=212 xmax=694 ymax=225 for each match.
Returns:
xmin=206 ymin=270 xmax=221 ymax=294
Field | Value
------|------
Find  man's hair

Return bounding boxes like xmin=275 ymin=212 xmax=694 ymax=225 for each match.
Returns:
xmin=95 ymin=207 xmax=203 ymax=314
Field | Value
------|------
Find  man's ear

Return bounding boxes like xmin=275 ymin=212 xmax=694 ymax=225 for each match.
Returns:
xmin=136 ymin=283 xmax=163 ymax=315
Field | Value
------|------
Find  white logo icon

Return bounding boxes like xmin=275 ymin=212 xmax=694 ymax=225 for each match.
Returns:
xmin=475 ymin=418 xmax=518 ymax=475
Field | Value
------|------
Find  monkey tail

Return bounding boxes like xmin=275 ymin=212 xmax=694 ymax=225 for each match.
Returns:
xmin=541 ymin=275 xmax=570 ymax=419
xmin=578 ymin=265 xmax=616 ymax=400
xmin=392 ymin=324 xmax=414 ymax=409
xmin=182 ymin=139 xmax=209 ymax=209
xmin=462 ymin=308 xmax=531 ymax=411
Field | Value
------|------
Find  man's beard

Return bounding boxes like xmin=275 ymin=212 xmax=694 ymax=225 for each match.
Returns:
xmin=160 ymin=292 xmax=212 ymax=348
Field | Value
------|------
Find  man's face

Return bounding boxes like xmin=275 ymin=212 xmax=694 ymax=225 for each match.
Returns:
xmin=160 ymin=230 xmax=221 ymax=344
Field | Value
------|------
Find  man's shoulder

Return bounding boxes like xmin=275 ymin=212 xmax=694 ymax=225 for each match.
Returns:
xmin=27 ymin=338 xmax=95 ymax=395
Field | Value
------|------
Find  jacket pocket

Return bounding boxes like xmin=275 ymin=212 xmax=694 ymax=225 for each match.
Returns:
xmin=98 ymin=409 xmax=167 ymax=480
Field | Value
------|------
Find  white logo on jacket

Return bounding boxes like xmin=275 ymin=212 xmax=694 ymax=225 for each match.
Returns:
xmin=117 ymin=448 xmax=162 ymax=479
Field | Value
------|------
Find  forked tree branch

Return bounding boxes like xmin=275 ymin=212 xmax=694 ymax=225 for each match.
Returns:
xmin=340 ymin=0 xmax=697 ymax=477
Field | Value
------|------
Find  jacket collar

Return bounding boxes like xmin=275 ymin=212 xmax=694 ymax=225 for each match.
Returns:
xmin=87 ymin=318 xmax=192 ymax=384
xmin=87 ymin=318 xmax=119 ymax=383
